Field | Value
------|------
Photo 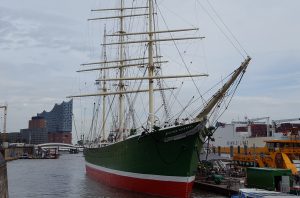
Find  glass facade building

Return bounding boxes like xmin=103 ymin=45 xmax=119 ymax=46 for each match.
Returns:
xmin=18 ymin=100 xmax=73 ymax=145
xmin=38 ymin=100 xmax=73 ymax=133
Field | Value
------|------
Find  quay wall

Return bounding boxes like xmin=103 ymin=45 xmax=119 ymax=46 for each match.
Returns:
xmin=1 ymin=146 xmax=34 ymax=161
xmin=0 ymin=153 xmax=8 ymax=198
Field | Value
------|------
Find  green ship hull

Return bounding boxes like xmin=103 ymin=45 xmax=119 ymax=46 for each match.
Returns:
xmin=85 ymin=121 xmax=204 ymax=198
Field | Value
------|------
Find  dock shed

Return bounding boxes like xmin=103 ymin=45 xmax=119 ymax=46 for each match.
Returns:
xmin=246 ymin=167 xmax=292 ymax=192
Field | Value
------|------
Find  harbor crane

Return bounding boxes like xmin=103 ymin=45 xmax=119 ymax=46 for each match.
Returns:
xmin=0 ymin=105 xmax=7 ymax=142
xmin=272 ymin=118 xmax=300 ymax=124
xmin=232 ymin=117 xmax=270 ymax=125
xmin=247 ymin=117 xmax=270 ymax=123
xmin=271 ymin=118 xmax=300 ymax=135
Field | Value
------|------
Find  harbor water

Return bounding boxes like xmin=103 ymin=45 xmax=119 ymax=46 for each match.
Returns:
xmin=7 ymin=154 xmax=226 ymax=198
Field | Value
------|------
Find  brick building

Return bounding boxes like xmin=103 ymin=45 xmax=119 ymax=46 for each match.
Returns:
xmin=20 ymin=116 xmax=48 ymax=144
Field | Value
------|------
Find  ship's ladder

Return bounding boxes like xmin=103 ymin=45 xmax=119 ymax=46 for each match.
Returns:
xmin=281 ymin=153 xmax=298 ymax=174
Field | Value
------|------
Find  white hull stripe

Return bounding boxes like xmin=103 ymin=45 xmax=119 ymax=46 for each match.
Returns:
xmin=86 ymin=161 xmax=195 ymax=183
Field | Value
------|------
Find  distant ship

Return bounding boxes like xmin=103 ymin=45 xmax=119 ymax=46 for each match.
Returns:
xmin=211 ymin=117 xmax=300 ymax=175
xmin=211 ymin=117 xmax=300 ymax=155
xmin=68 ymin=1 xmax=251 ymax=197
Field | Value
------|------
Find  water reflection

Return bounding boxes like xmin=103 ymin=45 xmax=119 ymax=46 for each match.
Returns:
xmin=7 ymin=154 xmax=225 ymax=198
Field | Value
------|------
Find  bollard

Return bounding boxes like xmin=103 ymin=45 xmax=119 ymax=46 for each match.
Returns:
xmin=244 ymin=145 xmax=248 ymax=155
xmin=230 ymin=146 xmax=234 ymax=158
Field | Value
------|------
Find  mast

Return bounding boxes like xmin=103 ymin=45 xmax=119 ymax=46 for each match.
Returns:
xmin=70 ymin=1 xmax=206 ymax=139
xmin=148 ymin=0 xmax=155 ymax=127
xmin=101 ymin=28 xmax=107 ymax=141
xmin=118 ymin=0 xmax=125 ymax=140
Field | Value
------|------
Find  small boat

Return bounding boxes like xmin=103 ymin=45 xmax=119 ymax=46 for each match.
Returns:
xmin=69 ymin=148 xmax=79 ymax=154
xmin=232 ymin=188 xmax=297 ymax=198
xmin=19 ymin=153 xmax=29 ymax=159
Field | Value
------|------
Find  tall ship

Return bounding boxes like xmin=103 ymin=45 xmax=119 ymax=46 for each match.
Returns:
xmin=68 ymin=1 xmax=251 ymax=197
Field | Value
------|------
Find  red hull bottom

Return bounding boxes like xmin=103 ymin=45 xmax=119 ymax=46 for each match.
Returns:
xmin=86 ymin=165 xmax=194 ymax=198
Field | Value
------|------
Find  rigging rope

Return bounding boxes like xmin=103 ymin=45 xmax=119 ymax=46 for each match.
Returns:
xmin=156 ymin=4 xmax=208 ymax=108
xmin=98 ymin=95 xmax=117 ymax=140
xmin=87 ymin=102 xmax=97 ymax=141
xmin=205 ymin=0 xmax=249 ymax=56
xmin=195 ymin=0 xmax=247 ymax=59
xmin=152 ymin=2 xmax=171 ymax=122
xmin=189 ymin=70 xmax=234 ymax=117
xmin=212 ymin=71 xmax=246 ymax=124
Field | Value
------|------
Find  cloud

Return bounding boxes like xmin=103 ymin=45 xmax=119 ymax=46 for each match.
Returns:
xmin=0 ymin=6 xmax=87 ymax=52
xmin=220 ymin=95 xmax=300 ymax=122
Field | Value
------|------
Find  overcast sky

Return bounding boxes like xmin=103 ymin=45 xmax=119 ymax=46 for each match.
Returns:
xmin=0 ymin=0 xmax=300 ymax=140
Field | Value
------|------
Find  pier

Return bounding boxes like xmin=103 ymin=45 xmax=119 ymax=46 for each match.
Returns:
xmin=194 ymin=180 xmax=238 ymax=197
